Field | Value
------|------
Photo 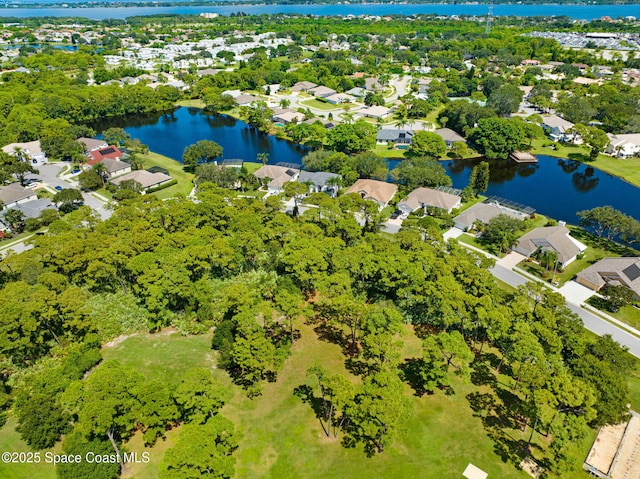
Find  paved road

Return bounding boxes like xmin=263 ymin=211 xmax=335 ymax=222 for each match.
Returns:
xmin=444 ymin=228 xmax=640 ymax=358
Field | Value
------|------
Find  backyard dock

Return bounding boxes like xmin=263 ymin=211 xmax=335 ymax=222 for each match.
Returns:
xmin=509 ymin=151 xmax=538 ymax=163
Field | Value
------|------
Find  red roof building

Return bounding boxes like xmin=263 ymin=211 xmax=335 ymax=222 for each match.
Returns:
xmin=87 ymin=146 xmax=124 ymax=166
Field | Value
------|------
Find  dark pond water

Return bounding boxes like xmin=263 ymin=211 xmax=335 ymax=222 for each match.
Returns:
xmin=91 ymin=107 xmax=309 ymax=167
xmin=91 ymin=107 xmax=640 ymax=224
xmin=446 ymin=157 xmax=640 ymax=224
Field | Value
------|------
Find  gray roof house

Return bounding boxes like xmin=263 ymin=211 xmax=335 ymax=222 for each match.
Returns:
xmin=298 ymin=171 xmax=341 ymax=197
xmin=453 ymin=202 xmax=527 ymax=231
xmin=398 ymin=188 xmax=461 ymax=215
xmin=291 ymin=81 xmax=318 ymax=92
xmin=0 ymin=183 xmax=38 ymax=209
xmin=308 ymin=85 xmax=337 ymax=98
xmin=514 ymin=225 xmax=587 ymax=267
xmin=434 ymin=128 xmax=467 ymax=147
xmin=77 ymin=137 xmax=108 ymax=153
xmin=364 ymin=77 xmax=383 ymax=92
xmin=577 ymin=257 xmax=640 ymax=298
xmin=111 ymin=170 xmax=173 ymax=192
xmin=235 ymin=94 xmax=261 ymax=106
xmin=376 ymin=129 xmax=414 ymax=145
xmin=101 ymin=159 xmax=132 ymax=178
xmin=14 ymin=198 xmax=56 ymax=219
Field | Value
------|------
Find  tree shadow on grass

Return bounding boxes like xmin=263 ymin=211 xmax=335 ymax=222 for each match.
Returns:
xmin=293 ymin=384 xmax=329 ymax=436
xmin=470 ymin=360 xmax=498 ymax=388
xmin=567 ymin=152 xmax=591 ymax=163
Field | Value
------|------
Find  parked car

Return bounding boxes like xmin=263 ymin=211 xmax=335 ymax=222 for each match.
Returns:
xmin=71 ymin=169 xmax=81 ymax=174
xmin=390 ymin=210 xmax=401 ymax=220
xmin=54 ymin=185 xmax=63 ymax=191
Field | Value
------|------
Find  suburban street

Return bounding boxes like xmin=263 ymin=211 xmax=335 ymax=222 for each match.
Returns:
xmin=451 ymin=230 xmax=640 ymax=358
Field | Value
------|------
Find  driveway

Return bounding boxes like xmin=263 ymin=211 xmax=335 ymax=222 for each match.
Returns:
xmin=559 ymin=281 xmax=596 ymax=304
xmin=443 ymin=227 xmax=464 ymax=241
xmin=496 ymin=251 xmax=527 ymax=269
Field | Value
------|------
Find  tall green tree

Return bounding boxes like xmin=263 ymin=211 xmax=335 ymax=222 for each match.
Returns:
xmin=406 ymin=131 xmax=446 ymax=159
xmin=182 ymin=140 xmax=223 ymax=171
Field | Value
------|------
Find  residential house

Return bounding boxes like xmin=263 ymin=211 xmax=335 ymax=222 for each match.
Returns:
xmin=291 ymin=81 xmax=318 ymax=92
xmin=357 ymin=105 xmax=391 ymax=120
xmin=234 ymin=94 xmax=261 ymax=106
xmin=364 ymin=77 xmax=383 ymax=92
xmin=97 ymin=159 xmax=132 ymax=179
xmin=376 ymin=129 xmax=414 ymax=145
xmin=77 ymin=137 xmax=108 ymax=153
xmin=346 ymin=87 xmax=366 ymax=98
xmin=2 ymin=140 xmax=47 ymax=165
xmin=434 ymin=128 xmax=467 ymax=148
xmin=110 ymin=170 xmax=173 ymax=192
xmin=0 ymin=183 xmax=37 ymax=209
xmin=13 ymin=198 xmax=56 ymax=219
xmin=398 ymin=188 xmax=461 ymax=215
xmin=606 ymin=133 xmax=640 ymax=158
xmin=453 ymin=202 xmax=527 ymax=231
xmin=303 ymin=118 xmax=336 ymax=130
xmin=514 ymin=225 xmax=587 ymax=267
xmin=345 ymin=179 xmax=398 ymax=209
xmin=542 ymin=115 xmax=577 ymax=143
xmin=87 ymin=146 xmax=125 ymax=164
xmin=577 ymin=257 xmax=640 ymax=298
xmin=325 ymin=93 xmax=355 ymax=105
xmin=253 ymin=165 xmax=300 ymax=194
xmin=272 ymin=110 xmax=306 ymax=124
xmin=416 ymin=78 xmax=431 ymax=94
xmin=308 ymin=85 xmax=337 ymax=99
xmin=297 ymin=171 xmax=341 ymax=197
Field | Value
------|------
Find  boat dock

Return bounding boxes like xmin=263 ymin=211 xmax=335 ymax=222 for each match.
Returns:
xmin=509 ymin=151 xmax=538 ymax=163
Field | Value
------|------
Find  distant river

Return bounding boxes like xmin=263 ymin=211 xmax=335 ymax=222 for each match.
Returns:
xmin=91 ymin=107 xmax=640 ymax=224
xmin=2 ymin=3 xmax=640 ymax=20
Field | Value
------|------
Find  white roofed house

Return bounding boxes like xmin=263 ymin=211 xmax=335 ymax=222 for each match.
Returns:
xmin=2 ymin=140 xmax=47 ymax=165
xmin=110 ymin=170 xmax=173 ymax=193
xmin=433 ymin=128 xmax=467 ymax=148
xmin=357 ymin=105 xmax=391 ymax=120
xmin=606 ymin=133 xmax=640 ymax=159
xmin=541 ymin=115 xmax=579 ymax=143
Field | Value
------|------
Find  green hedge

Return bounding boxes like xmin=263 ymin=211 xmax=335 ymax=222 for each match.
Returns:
xmin=146 ymin=179 xmax=178 ymax=194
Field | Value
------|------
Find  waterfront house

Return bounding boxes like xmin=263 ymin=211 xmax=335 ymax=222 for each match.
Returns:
xmin=514 ymin=225 xmax=587 ymax=267
xmin=345 ymin=179 xmax=398 ymax=209
xmin=453 ymin=202 xmax=527 ymax=231
xmin=398 ymin=187 xmax=461 ymax=215
xmin=577 ymin=257 xmax=640 ymax=299
xmin=253 ymin=165 xmax=300 ymax=194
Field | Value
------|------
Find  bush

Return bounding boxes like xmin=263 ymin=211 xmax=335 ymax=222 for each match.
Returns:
xmin=146 ymin=179 xmax=178 ymax=194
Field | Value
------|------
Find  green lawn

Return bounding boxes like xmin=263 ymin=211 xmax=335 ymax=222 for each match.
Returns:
xmin=299 ymin=98 xmax=345 ymax=111
xmin=374 ymin=144 xmax=407 ymax=158
xmin=530 ymin=138 xmax=640 ymax=188
xmin=175 ymin=99 xmax=206 ymax=109
xmin=140 ymin=151 xmax=194 ymax=199
xmin=102 ymin=331 xmax=218 ymax=385
xmin=0 ymin=418 xmax=57 ymax=479
xmin=608 ymin=305 xmax=640 ymax=332
xmin=457 ymin=232 xmax=505 ymax=258
xmin=243 ymin=161 xmax=263 ymax=174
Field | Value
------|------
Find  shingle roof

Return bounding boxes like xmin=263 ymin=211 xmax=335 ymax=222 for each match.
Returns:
xmin=0 ymin=183 xmax=37 ymax=206
xmin=399 ymin=187 xmax=461 ymax=212
xmin=254 ymin=165 xmax=299 ymax=189
xmin=345 ymin=179 xmax=398 ymax=206
xmin=515 ymin=226 xmax=585 ymax=264
xmin=434 ymin=128 xmax=466 ymax=143
xmin=111 ymin=170 xmax=172 ymax=190
xmin=577 ymin=257 xmax=640 ymax=297
xmin=102 ymin=158 xmax=131 ymax=174
xmin=376 ymin=129 xmax=414 ymax=142
xmin=77 ymin=137 xmax=107 ymax=152
xmin=298 ymin=171 xmax=341 ymax=187
xmin=454 ymin=203 xmax=526 ymax=229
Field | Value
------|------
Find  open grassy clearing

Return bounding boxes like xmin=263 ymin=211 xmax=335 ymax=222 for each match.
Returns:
xmin=140 ymin=151 xmax=194 ymax=199
xmin=175 ymin=99 xmax=206 ymax=109
xmin=0 ymin=418 xmax=58 ymax=479
xmin=374 ymin=144 xmax=407 ymax=158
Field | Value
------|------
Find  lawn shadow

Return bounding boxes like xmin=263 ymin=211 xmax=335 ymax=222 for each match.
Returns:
xmin=399 ymin=357 xmax=430 ymax=396
xmin=470 ymin=360 xmax=498 ymax=388
xmin=567 ymin=152 xmax=591 ymax=162
xmin=293 ymin=384 xmax=330 ymax=436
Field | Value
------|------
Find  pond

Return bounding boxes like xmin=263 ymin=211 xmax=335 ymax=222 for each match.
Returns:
xmin=91 ymin=107 xmax=640 ymax=224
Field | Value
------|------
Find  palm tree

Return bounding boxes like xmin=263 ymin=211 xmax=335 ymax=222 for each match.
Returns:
xmin=257 ymin=152 xmax=269 ymax=165
xmin=92 ymin=163 xmax=107 ymax=187
xmin=342 ymin=112 xmax=355 ymax=125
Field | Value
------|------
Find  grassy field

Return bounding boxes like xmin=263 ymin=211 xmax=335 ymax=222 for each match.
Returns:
xmin=530 ymin=139 xmax=640 ymax=188
xmin=608 ymin=305 xmax=640 ymax=332
xmin=140 ymin=151 xmax=194 ymax=199
xmin=176 ymin=99 xmax=206 ymax=109
xmin=0 ymin=418 xmax=58 ymax=479
xmin=101 ymin=331 xmax=218 ymax=385
xmin=0 ymin=321 xmax=614 ymax=479
xmin=375 ymin=144 xmax=407 ymax=158
xmin=299 ymin=98 xmax=345 ymax=112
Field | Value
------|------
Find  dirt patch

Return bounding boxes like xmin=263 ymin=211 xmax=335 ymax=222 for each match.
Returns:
xmin=611 ymin=415 xmax=640 ymax=479
xmin=586 ymin=421 xmax=627 ymax=474
xmin=520 ymin=457 xmax=544 ymax=478
xmin=102 ymin=333 xmax=137 ymax=349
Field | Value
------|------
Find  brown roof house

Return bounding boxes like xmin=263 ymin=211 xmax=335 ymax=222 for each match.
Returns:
xmin=254 ymin=165 xmax=300 ymax=194
xmin=398 ymin=187 xmax=461 ymax=215
xmin=345 ymin=179 xmax=398 ymax=209
xmin=514 ymin=224 xmax=587 ymax=267
xmin=434 ymin=128 xmax=467 ymax=148
xmin=577 ymin=257 xmax=640 ymax=298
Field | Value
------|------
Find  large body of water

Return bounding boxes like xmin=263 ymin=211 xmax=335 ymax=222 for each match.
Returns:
xmin=1 ymin=3 xmax=640 ymax=20
xmin=93 ymin=107 xmax=640 ymax=224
